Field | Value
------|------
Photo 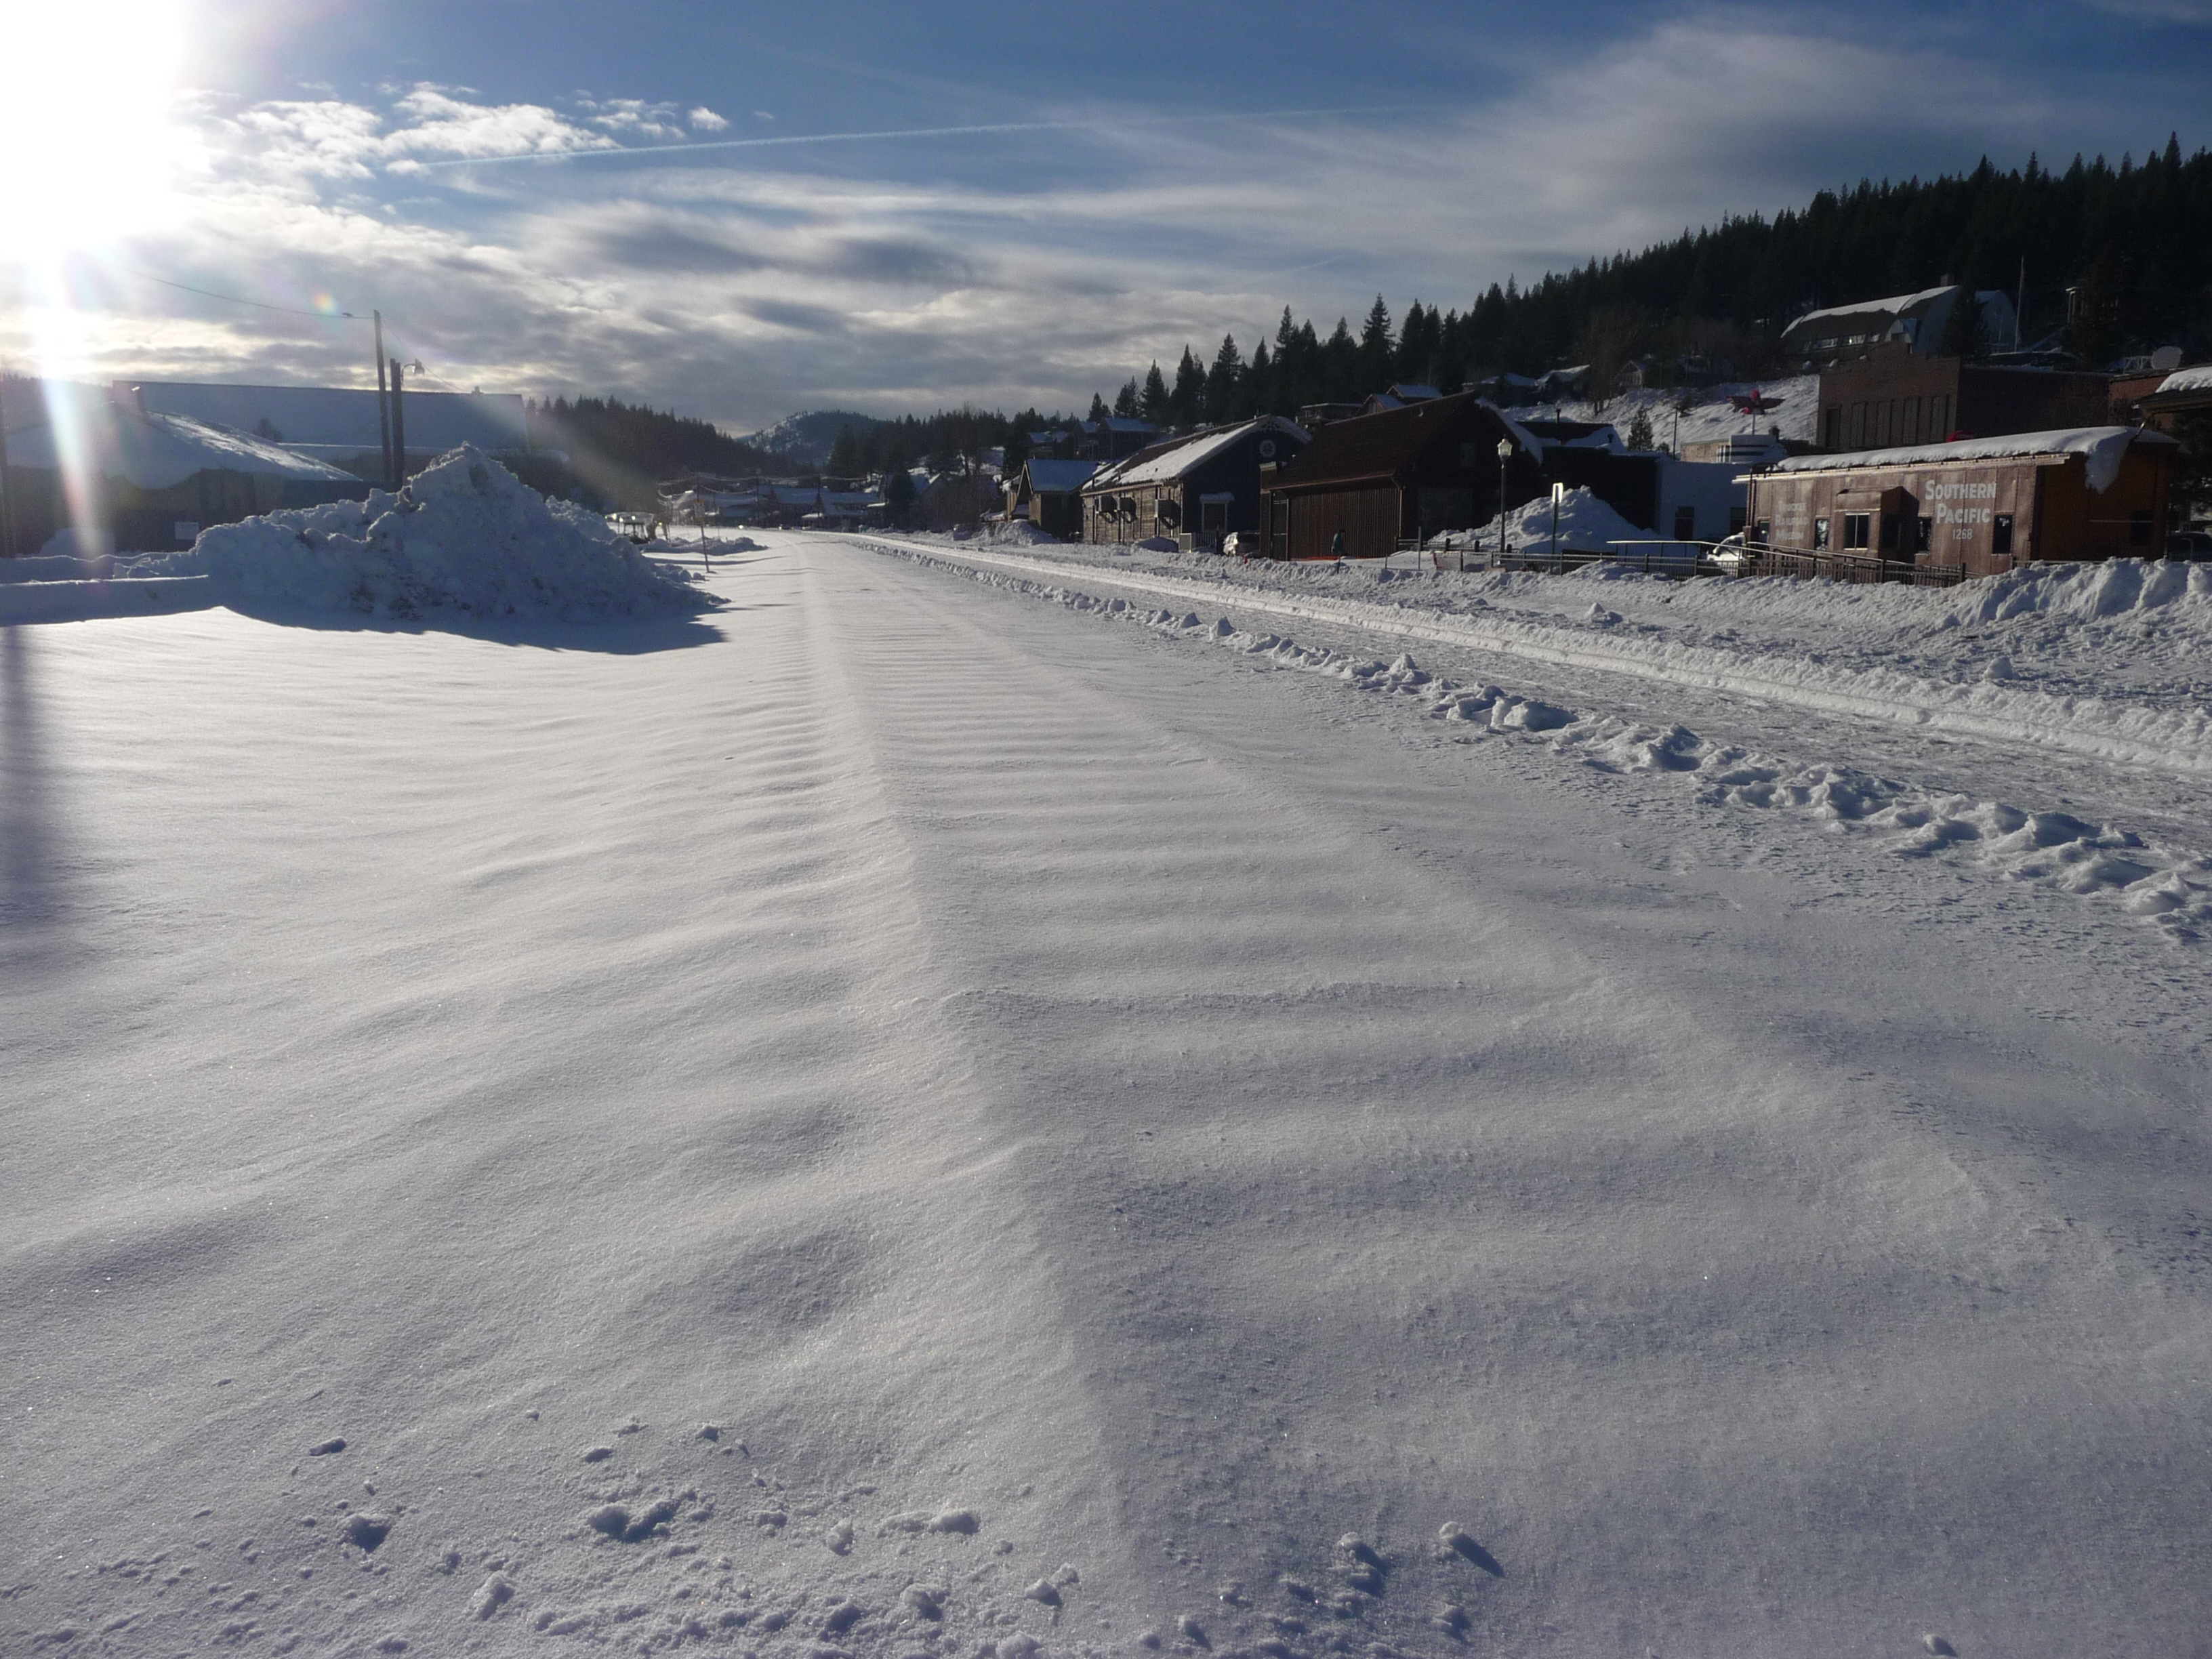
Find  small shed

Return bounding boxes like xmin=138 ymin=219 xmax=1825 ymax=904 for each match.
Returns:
xmin=1258 ymin=394 xmax=1542 ymax=558
xmin=1009 ymin=459 xmax=1097 ymax=539
xmin=1743 ymin=426 xmax=2177 ymax=580
xmin=1080 ymin=417 xmax=1307 ymax=550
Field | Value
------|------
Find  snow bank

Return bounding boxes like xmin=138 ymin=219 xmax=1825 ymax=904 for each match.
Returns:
xmin=168 ymin=446 xmax=714 ymax=623
xmin=1433 ymin=486 xmax=1649 ymax=554
xmin=1936 ymin=556 xmax=2212 ymax=627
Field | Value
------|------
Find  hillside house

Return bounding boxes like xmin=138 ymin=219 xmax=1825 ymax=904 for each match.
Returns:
xmin=1783 ymin=285 xmax=2020 ymax=370
xmin=1008 ymin=459 xmax=1097 ymax=539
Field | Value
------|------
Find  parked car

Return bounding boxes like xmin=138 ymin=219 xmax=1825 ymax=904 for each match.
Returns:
xmin=2165 ymin=530 xmax=2212 ymax=559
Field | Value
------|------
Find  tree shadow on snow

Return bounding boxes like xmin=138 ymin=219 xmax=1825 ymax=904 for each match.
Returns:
xmin=1 ymin=626 xmax=68 ymax=964
xmin=215 ymin=598 xmax=741 ymax=655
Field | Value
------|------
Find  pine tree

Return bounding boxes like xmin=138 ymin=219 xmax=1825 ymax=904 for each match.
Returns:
xmin=1245 ymin=340 xmax=1273 ymax=419
xmin=1624 ymin=407 xmax=1656 ymax=451
xmin=1322 ymin=318 xmax=1359 ymax=403
xmin=1170 ymin=347 xmax=1206 ymax=428
xmin=1358 ymin=294 xmax=1395 ymax=392
xmin=1113 ymin=379 xmax=1141 ymax=419
xmin=1139 ymin=362 xmax=1170 ymax=425
xmin=1938 ymin=288 xmax=1991 ymax=359
xmin=882 ymin=465 xmax=916 ymax=527
xmin=1203 ymin=335 xmax=1245 ymax=425
xmin=825 ymin=424 xmax=863 ymax=481
xmin=1088 ymin=392 xmax=1111 ymax=423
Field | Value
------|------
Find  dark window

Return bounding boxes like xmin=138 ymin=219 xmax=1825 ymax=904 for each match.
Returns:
xmin=1754 ymin=518 xmax=1771 ymax=544
xmin=1880 ymin=513 xmax=1902 ymax=552
xmin=1271 ymin=495 xmax=1290 ymax=558
xmin=1673 ymin=506 xmax=1696 ymax=540
xmin=1993 ymin=514 xmax=2014 ymax=557
xmin=1850 ymin=403 xmax=1866 ymax=447
xmin=1843 ymin=512 xmax=1871 ymax=550
xmin=1814 ymin=516 xmax=1832 ymax=550
xmin=2130 ymin=510 xmax=2153 ymax=547
xmin=1916 ymin=516 xmax=1933 ymax=552
xmin=1824 ymin=407 xmax=1842 ymax=449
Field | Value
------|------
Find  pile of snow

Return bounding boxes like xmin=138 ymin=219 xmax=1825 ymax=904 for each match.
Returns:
xmin=167 ymin=446 xmax=714 ymax=623
xmin=1936 ymin=556 xmax=2212 ymax=628
xmin=1433 ymin=486 xmax=1649 ymax=554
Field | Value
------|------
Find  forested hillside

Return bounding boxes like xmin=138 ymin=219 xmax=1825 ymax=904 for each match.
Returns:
xmin=1099 ymin=141 xmax=2212 ymax=423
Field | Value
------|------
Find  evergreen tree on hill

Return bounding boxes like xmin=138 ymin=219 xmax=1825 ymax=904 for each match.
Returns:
xmin=1322 ymin=318 xmax=1359 ymax=404
xmin=1113 ymin=380 xmax=1141 ymax=419
xmin=1139 ymin=362 xmax=1171 ymax=426
xmin=1204 ymin=334 xmax=1246 ymax=426
xmin=1170 ymin=347 xmax=1206 ymax=428
xmin=1938 ymin=289 xmax=1992 ymax=360
xmin=1357 ymin=295 xmax=1395 ymax=393
xmin=1088 ymin=392 xmax=1111 ymax=423
xmin=882 ymin=465 xmax=917 ymax=528
xmin=825 ymin=424 xmax=864 ymax=480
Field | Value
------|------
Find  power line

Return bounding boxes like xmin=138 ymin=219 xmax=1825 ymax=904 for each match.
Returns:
xmin=124 ymin=270 xmax=361 ymax=319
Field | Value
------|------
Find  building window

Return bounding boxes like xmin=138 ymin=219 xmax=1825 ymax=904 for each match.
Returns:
xmin=1753 ymin=518 xmax=1770 ymax=545
xmin=1993 ymin=514 xmax=2015 ymax=557
xmin=1880 ymin=512 xmax=1902 ymax=552
xmin=1814 ymin=516 xmax=1832 ymax=550
xmin=1905 ymin=396 xmax=1922 ymax=445
xmin=2130 ymin=510 xmax=2153 ymax=547
xmin=1824 ymin=407 xmax=1842 ymax=449
xmin=1916 ymin=516 xmax=1933 ymax=553
xmin=1851 ymin=403 xmax=1866 ymax=447
xmin=1843 ymin=512 xmax=1871 ymax=550
xmin=1673 ymin=506 xmax=1696 ymax=540
xmin=1932 ymin=394 xmax=1950 ymax=438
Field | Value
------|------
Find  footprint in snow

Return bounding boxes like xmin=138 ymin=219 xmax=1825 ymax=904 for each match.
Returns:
xmin=1436 ymin=1523 xmax=1503 ymax=1577
xmin=825 ymin=1519 xmax=855 ymax=1554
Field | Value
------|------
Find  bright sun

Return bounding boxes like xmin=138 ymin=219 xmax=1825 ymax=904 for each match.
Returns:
xmin=0 ymin=0 xmax=186 ymax=257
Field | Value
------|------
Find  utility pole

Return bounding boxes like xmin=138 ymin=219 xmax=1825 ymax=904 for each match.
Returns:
xmin=374 ymin=311 xmax=394 ymax=489
xmin=389 ymin=357 xmax=408 ymax=487
xmin=2015 ymin=258 xmax=2026 ymax=352
xmin=0 ymin=375 xmax=16 ymax=558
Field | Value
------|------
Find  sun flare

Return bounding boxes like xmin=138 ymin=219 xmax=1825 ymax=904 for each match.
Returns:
xmin=0 ymin=0 xmax=186 ymax=258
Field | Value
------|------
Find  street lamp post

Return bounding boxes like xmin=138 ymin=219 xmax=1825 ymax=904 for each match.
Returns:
xmin=1496 ymin=438 xmax=1515 ymax=567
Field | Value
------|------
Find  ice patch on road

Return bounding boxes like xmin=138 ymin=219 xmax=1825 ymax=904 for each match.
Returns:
xmin=155 ymin=445 xmax=716 ymax=624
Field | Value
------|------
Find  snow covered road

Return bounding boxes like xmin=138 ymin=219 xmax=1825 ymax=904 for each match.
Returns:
xmin=6 ymin=535 xmax=2211 ymax=1657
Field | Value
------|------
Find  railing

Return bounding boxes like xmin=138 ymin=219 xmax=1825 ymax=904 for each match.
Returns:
xmin=1748 ymin=547 xmax=1965 ymax=587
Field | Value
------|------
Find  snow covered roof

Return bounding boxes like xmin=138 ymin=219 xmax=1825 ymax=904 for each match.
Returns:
xmin=1765 ymin=426 xmax=2177 ymax=493
xmin=1787 ymin=285 xmax=1961 ymax=331
xmin=2151 ymin=364 xmax=2212 ymax=397
xmin=1387 ymin=384 xmax=1441 ymax=401
xmin=2 ymin=382 xmax=361 ymax=489
xmin=1086 ymin=417 xmax=1307 ymax=489
xmin=131 ymin=380 xmax=531 ymax=454
xmin=1023 ymin=459 xmax=1097 ymax=493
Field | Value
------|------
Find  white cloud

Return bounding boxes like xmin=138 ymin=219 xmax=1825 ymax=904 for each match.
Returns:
xmin=16 ymin=22 xmax=2202 ymax=428
xmin=689 ymin=106 xmax=730 ymax=131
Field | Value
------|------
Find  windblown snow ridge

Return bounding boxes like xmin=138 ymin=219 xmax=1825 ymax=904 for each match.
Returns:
xmin=865 ymin=541 xmax=2212 ymax=944
xmin=877 ymin=541 xmax=2212 ymax=779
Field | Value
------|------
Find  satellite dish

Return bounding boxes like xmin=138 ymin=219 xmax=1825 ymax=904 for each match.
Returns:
xmin=2151 ymin=346 xmax=2184 ymax=372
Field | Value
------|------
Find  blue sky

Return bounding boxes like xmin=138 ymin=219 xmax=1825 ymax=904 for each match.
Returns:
xmin=3 ymin=0 xmax=2209 ymax=432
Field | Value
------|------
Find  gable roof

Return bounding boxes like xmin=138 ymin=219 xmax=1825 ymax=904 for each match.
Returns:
xmin=1086 ymin=416 xmax=1307 ymax=491
xmin=1763 ymin=426 xmax=2176 ymax=493
xmin=1022 ymin=458 xmax=1098 ymax=493
xmin=1264 ymin=392 xmax=1516 ymax=492
xmin=2 ymin=381 xmax=361 ymax=489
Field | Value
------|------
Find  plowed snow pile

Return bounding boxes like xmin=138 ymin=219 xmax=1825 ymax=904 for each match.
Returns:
xmin=1433 ymin=486 xmax=1647 ymax=554
xmin=169 ymin=445 xmax=712 ymax=623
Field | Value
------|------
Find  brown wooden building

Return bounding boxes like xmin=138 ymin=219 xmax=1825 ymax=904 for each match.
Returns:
xmin=1082 ymin=416 xmax=1307 ymax=549
xmin=1256 ymin=393 xmax=1543 ymax=559
xmin=1743 ymin=427 xmax=2177 ymax=581
xmin=1008 ymin=458 xmax=1097 ymax=539
xmin=1816 ymin=343 xmax=2112 ymax=453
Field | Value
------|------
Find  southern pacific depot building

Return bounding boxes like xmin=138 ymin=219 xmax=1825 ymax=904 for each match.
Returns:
xmin=1740 ymin=426 xmax=2177 ymax=581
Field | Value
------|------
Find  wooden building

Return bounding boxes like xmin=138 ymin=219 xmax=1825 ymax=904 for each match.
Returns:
xmin=1008 ymin=458 xmax=1096 ymax=539
xmin=1082 ymin=417 xmax=1307 ymax=549
xmin=1816 ymin=343 xmax=2110 ymax=452
xmin=1257 ymin=393 xmax=1542 ymax=559
xmin=1742 ymin=427 xmax=2177 ymax=581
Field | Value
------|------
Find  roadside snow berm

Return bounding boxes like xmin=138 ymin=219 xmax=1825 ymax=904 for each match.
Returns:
xmin=170 ymin=445 xmax=714 ymax=623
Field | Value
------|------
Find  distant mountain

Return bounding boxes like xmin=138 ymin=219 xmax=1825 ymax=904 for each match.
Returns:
xmin=745 ymin=410 xmax=884 ymax=468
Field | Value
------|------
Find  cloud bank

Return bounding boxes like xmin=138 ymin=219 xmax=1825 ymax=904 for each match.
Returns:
xmin=4 ymin=15 xmax=2202 ymax=430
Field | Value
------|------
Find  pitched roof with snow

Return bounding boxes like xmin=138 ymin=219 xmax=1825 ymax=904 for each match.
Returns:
xmin=1765 ymin=426 xmax=2177 ymax=493
xmin=2151 ymin=363 xmax=2212 ymax=398
xmin=131 ymin=380 xmax=531 ymax=455
xmin=1023 ymin=459 xmax=1099 ymax=493
xmin=3 ymin=382 xmax=361 ymax=489
xmin=1087 ymin=417 xmax=1308 ymax=491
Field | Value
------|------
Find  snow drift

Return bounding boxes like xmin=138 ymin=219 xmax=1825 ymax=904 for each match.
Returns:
xmin=1433 ymin=485 xmax=1648 ymax=554
xmin=167 ymin=445 xmax=714 ymax=623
